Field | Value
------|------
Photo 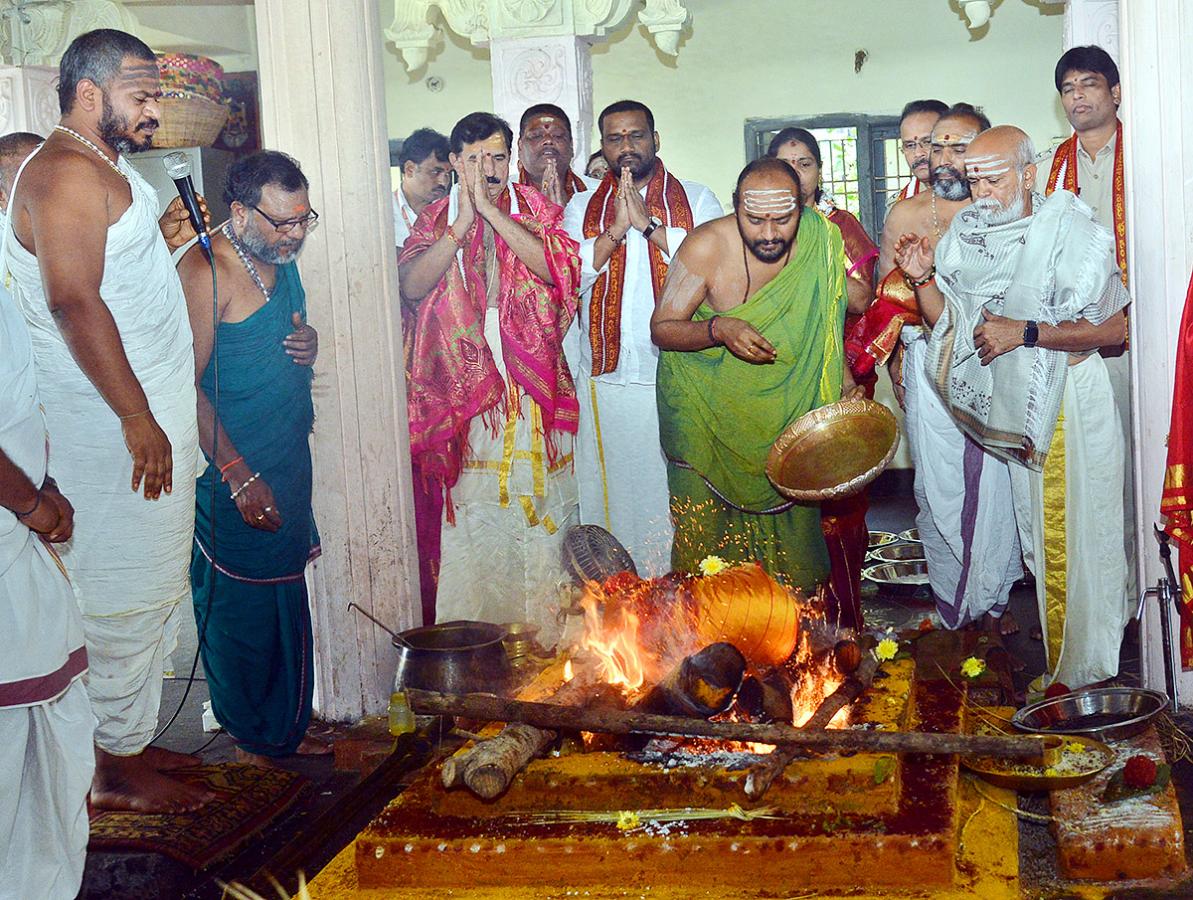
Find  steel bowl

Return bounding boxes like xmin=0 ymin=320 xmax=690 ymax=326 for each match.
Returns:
xmin=868 ymin=530 xmax=898 ymax=549
xmin=900 ymin=528 xmax=920 ymax=543
xmin=767 ymin=399 xmax=900 ymax=502
xmin=392 ymin=620 xmax=513 ymax=696
xmin=1012 ymin=687 xmax=1168 ymax=742
xmin=862 ymin=560 xmax=929 ymax=586
xmin=869 ymin=543 xmax=927 ymax=563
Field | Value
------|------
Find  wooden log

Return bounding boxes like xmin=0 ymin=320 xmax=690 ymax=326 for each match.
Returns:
xmin=440 ymin=675 xmax=591 ymax=799
xmin=406 ymin=688 xmax=1045 ymax=760
xmin=634 ymin=642 xmax=746 ymax=717
xmin=744 ymin=654 xmax=879 ymax=799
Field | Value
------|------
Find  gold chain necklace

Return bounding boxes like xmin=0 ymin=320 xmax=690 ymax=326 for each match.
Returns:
xmin=930 ymin=192 xmax=943 ymax=239
xmin=53 ymin=126 xmax=128 ymax=182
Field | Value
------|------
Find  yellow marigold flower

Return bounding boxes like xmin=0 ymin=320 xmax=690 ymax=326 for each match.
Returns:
xmin=875 ymin=638 xmax=899 ymax=661
xmin=1066 ymin=741 xmax=1085 ymax=754
xmin=960 ymin=657 xmax=987 ymax=679
xmin=616 ymin=810 xmax=641 ymax=831
xmin=698 ymin=555 xmax=727 ymax=576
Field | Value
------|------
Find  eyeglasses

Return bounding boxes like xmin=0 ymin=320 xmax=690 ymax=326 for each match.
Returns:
xmin=901 ymin=139 xmax=932 ymax=152
xmin=252 ymin=205 xmax=320 ymax=234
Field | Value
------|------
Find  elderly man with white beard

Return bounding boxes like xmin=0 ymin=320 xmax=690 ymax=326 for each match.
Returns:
xmin=896 ymin=125 xmax=1131 ymax=691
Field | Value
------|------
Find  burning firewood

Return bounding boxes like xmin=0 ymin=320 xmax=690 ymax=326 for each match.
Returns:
xmin=407 ymin=688 xmax=1045 ymax=760
xmin=737 ymin=669 xmax=796 ymax=724
xmin=743 ymin=652 xmax=879 ymax=799
xmin=633 ymin=642 xmax=746 ymax=718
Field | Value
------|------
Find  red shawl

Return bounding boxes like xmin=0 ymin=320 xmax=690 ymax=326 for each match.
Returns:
xmin=1162 ymin=268 xmax=1193 ymax=668
xmin=581 ymin=158 xmax=692 ymax=376
xmin=399 ymin=183 xmax=582 ymax=496
xmin=844 ymin=268 xmax=922 ymax=379
xmin=1046 ymin=121 xmax=1127 ymax=280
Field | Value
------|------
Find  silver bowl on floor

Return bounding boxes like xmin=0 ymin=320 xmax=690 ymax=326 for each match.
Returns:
xmin=868 ymin=543 xmax=927 ymax=564
xmin=862 ymin=559 xmax=929 ymax=586
xmin=1012 ymin=687 xmax=1168 ymax=742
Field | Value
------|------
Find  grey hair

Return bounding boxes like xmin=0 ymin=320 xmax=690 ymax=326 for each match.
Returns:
xmin=1015 ymin=134 xmax=1036 ymax=171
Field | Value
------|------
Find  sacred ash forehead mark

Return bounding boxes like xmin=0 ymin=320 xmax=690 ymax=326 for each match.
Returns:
xmin=116 ymin=63 xmax=160 ymax=85
xmin=965 ymin=154 xmax=1012 ymax=177
xmin=742 ymin=188 xmax=797 ymax=215
xmin=932 ymin=130 xmax=979 ymax=145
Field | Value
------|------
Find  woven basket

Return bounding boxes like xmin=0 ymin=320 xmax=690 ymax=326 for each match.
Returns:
xmin=152 ymin=95 xmax=229 ymax=149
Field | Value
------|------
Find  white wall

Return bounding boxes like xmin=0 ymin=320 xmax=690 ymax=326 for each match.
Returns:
xmin=382 ymin=0 xmax=1069 ymax=203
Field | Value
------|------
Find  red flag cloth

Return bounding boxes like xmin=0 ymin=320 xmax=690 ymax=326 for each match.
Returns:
xmin=1161 ymin=267 xmax=1193 ymax=668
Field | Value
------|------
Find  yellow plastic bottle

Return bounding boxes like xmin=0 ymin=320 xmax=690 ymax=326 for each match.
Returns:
xmin=388 ymin=690 xmax=415 ymax=736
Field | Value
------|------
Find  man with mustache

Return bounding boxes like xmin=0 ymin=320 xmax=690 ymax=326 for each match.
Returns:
xmin=899 ymin=125 xmax=1130 ymax=690
xmin=1046 ymin=46 xmax=1135 ymax=602
xmin=177 ymin=151 xmax=324 ymax=767
xmin=870 ymin=104 xmax=1024 ymax=640
xmin=888 ymin=99 xmax=949 ymax=208
xmin=516 ymin=104 xmax=595 ymax=207
xmin=4 ymin=29 xmax=211 ymax=813
xmin=650 ymin=157 xmax=860 ymax=590
xmin=394 ymin=128 xmax=451 ymax=252
xmin=563 ymin=100 xmax=721 ymax=575
xmin=400 ymin=112 xmax=581 ymax=636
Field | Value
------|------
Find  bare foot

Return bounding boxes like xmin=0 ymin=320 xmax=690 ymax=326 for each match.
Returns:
xmin=295 ymin=734 xmax=333 ymax=756
xmin=91 ymin=749 xmax=214 ymax=813
xmin=143 ymin=745 xmax=203 ymax=771
xmin=985 ymin=610 xmax=1019 ymax=637
xmin=235 ymin=747 xmax=281 ymax=768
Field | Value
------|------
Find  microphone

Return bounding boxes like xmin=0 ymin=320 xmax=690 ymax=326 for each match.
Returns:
xmin=162 ymin=151 xmax=212 ymax=262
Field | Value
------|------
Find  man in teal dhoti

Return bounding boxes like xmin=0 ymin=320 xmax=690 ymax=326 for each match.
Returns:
xmin=651 ymin=157 xmax=860 ymax=594
xmin=178 ymin=152 xmax=323 ymax=764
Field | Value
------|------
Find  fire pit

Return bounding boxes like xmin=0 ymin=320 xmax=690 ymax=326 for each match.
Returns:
xmin=343 ymin=568 xmax=1051 ymax=896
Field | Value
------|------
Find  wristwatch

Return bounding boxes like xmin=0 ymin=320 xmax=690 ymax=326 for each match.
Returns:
xmin=641 ymin=215 xmax=663 ymax=240
xmin=1023 ymin=320 xmax=1039 ymax=348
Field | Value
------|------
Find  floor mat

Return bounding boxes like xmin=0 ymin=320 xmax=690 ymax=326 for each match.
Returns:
xmin=88 ymin=763 xmax=307 ymax=870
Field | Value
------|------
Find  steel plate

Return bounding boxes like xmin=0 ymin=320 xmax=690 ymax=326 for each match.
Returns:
xmin=900 ymin=528 xmax=920 ymax=543
xmin=961 ymin=734 xmax=1114 ymax=791
xmin=1012 ymin=687 xmax=1168 ymax=742
xmin=767 ymin=399 xmax=900 ymax=502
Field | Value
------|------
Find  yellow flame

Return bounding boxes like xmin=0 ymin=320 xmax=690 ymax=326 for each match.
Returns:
xmin=562 ymin=659 xmax=574 ymax=682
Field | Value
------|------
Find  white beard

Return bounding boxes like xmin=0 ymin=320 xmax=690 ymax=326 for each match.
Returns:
xmin=973 ymin=190 xmax=1027 ymax=226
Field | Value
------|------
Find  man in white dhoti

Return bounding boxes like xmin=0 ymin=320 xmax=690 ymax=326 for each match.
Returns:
xmin=0 ymin=278 xmax=94 ymax=900
xmin=562 ymin=100 xmax=722 ymax=575
xmin=899 ymin=125 xmax=1130 ymax=690
xmin=0 ymin=132 xmax=42 ymax=223
xmin=877 ymin=104 xmax=1023 ymax=633
xmin=5 ymin=29 xmax=210 ymax=812
xmin=400 ymin=112 xmax=582 ymax=640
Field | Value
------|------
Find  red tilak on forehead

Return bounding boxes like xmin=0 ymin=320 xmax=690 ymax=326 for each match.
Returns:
xmin=933 ymin=132 xmax=977 ymax=144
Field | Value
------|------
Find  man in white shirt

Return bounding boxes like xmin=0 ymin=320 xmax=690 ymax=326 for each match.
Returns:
xmin=563 ymin=100 xmax=722 ymax=575
xmin=393 ymin=127 xmax=450 ymax=252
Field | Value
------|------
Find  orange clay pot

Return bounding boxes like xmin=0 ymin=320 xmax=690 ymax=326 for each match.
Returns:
xmin=689 ymin=563 xmax=801 ymax=668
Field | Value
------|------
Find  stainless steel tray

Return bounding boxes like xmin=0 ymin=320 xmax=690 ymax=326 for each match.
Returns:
xmin=1012 ymin=687 xmax=1168 ymax=742
xmin=867 ymin=530 xmax=898 ymax=550
xmin=899 ymin=528 xmax=920 ymax=543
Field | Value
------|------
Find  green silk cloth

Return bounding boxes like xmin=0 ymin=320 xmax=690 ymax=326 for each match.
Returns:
xmin=656 ymin=210 xmax=846 ymax=592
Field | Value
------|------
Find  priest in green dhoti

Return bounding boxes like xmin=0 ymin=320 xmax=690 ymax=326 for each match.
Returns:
xmin=651 ymin=157 xmax=860 ymax=594
xmin=178 ymin=152 xmax=324 ymax=765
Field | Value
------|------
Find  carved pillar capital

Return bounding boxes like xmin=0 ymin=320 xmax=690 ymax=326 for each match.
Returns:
xmin=1062 ymin=0 xmax=1120 ymax=58
xmin=0 ymin=64 xmax=58 ymax=136
xmin=0 ymin=0 xmax=136 ymax=66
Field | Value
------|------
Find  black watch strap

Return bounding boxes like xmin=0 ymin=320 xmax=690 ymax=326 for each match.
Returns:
xmin=1023 ymin=320 xmax=1039 ymax=348
xmin=641 ymin=217 xmax=662 ymax=240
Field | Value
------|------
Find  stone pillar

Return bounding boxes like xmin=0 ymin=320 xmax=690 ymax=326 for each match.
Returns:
xmin=1117 ymin=2 xmax=1193 ymax=695
xmin=490 ymin=34 xmax=594 ymax=170
xmin=1063 ymin=0 xmax=1120 ymax=57
xmin=0 ymin=65 xmax=59 ymax=137
xmin=254 ymin=0 xmax=419 ymax=720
